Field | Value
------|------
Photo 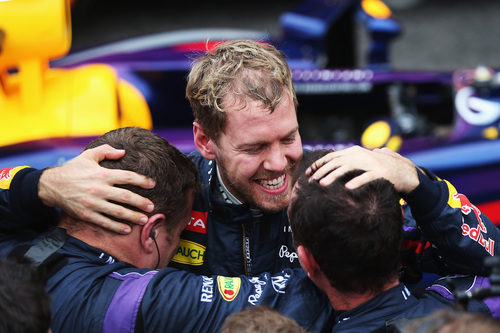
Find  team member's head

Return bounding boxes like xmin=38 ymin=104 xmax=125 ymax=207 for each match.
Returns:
xmin=403 ymin=309 xmax=500 ymax=333
xmin=288 ymin=153 xmax=403 ymax=307
xmin=60 ymin=127 xmax=200 ymax=268
xmin=187 ymin=39 xmax=302 ymax=213
xmin=221 ymin=305 xmax=307 ymax=333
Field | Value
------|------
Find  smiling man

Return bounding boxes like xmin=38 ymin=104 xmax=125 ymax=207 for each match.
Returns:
xmin=201 ymin=99 xmax=299 ymax=211
xmin=194 ymin=94 xmax=301 ymax=213
xmin=178 ymin=40 xmax=303 ymax=275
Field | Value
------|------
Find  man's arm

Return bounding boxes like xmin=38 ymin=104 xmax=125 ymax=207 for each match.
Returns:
xmin=139 ymin=268 xmax=332 ymax=332
xmin=0 ymin=145 xmax=156 ymax=234
xmin=306 ymin=145 xmax=499 ymax=275
xmin=54 ymin=267 xmax=331 ymax=332
xmin=402 ymin=170 xmax=500 ymax=275
xmin=0 ymin=167 xmax=58 ymax=231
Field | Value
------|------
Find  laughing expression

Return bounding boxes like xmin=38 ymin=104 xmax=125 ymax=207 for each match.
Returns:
xmin=212 ymin=93 xmax=303 ymax=213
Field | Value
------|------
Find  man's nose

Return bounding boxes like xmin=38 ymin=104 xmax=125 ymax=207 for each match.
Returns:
xmin=263 ymin=145 xmax=287 ymax=171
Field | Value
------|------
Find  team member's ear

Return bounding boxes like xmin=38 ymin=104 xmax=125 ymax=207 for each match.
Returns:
xmin=297 ymin=245 xmax=332 ymax=291
xmin=193 ymin=122 xmax=216 ymax=160
xmin=297 ymin=245 xmax=319 ymax=278
xmin=140 ymin=214 xmax=166 ymax=253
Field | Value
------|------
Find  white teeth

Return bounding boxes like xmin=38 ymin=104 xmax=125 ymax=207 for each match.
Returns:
xmin=258 ymin=175 xmax=285 ymax=189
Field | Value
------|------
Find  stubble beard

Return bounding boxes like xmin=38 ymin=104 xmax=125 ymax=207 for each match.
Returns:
xmin=217 ymin=160 xmax=297 ymax=214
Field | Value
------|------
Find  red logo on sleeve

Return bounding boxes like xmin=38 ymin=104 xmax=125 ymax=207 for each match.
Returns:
xmin=0 ymin=166 xmax=29 ymax=190
xmin=186 ymin=211 xmax=208 ymax=234
xmin=456 ymin=193 xmax=495 ymax=256
xmin=0 ymin=167 xmax=15 ymax=180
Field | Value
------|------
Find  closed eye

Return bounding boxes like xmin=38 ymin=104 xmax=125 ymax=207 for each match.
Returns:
xmin=243 ymin=146 xmax=264 ymax=154
xmin=282 ymin=135 xmax=296 ymax=144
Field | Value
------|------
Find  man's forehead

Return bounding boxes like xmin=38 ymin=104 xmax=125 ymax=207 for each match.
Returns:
xmin=222 ymin=93 xmax=266 ymax=114
xmin=218 ymin=93 xmax=298 ymax=144
xmin=223 ymin=93 xmax=294 ymax=120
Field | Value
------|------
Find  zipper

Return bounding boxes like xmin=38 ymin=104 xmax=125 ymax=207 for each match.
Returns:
xmin=241 ymin=224 xmax=251 ymax=276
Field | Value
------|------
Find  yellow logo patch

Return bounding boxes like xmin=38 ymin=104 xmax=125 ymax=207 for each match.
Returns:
xmin=445 ymin=180 xmax=462 ymax=209
xmin=171 ymin=239 xmax=206 ymax=266
xmin=217 ymin=276 xmax=241 ymax=302
xmin=0 ymin=166 xmax=29 ymax=189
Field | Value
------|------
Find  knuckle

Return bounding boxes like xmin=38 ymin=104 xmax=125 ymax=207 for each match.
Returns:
xmin=88 ymin=185 xmax=105 ymax=197
xmin=120 ymin=190 xmax=132 ymax=201
xmin=80 ymin=209 xmax=92 ymax=221
xmin=95 ymin=169 xmax=110 ymax=180
xmin=113 ymin=209 xmax=125 ymax=219
xmin=100 ymin=220 xmax=113 ymax=231
xmin=80 ymin=197 xmax=93 ymax=209
xmin=123 ymin=172 xmax=137 ymax=183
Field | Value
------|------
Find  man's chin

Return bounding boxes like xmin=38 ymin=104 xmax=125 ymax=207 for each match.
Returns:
xmin=251 ymin=192 xmax=290 ymax=213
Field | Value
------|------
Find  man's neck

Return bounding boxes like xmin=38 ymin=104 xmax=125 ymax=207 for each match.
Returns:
xmin=326 ymin=277 xmax=399 ymax=311
xmin=216 ymin=165 xmax=242 ymax=205
xmin=215 ymin=165 xmax=266 ymax=219
xmin=58 ymin=216 xmax=138 ymax=265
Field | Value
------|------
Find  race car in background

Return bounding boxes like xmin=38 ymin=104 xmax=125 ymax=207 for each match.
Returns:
xmin=1 ymin=0 xmax=499 ymax=223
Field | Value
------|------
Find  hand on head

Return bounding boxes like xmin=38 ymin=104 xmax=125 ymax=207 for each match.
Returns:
xmin=39 ymin=144 xmax=156 ymax=234
xmin=305 ymin=146 xmax=419 ymax=194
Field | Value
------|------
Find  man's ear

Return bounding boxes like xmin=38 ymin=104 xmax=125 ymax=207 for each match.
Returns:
xmin=193 ymin=122 xmax=216 ymax=160
xmin=140 ymin=214 xmax=166 ymax=253
xmin=297 ymin=245 xmax=320 ymax=279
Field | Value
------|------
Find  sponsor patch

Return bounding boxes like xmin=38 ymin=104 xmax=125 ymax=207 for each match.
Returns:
xmin=271 ymin=273 xmax=290 ymax=294
xmin=248 ymin=276 xmax=267 ymax=305
xmin=462 ymin=222 xmax=495 ymax=256
xmin=200 ymin=276 xmax=214 ymax=303
xmin=447 ymin=182 xmax=495 ymax=256
xmin=279 ymin=245 xmax=298 ymax=263
xmin=0 ymin=166 xmax=29 ymax=190
xmin=455 ymin=191 xmax=495 ymax=256
xmin=217 ymin=276 xmax=241 ymax=302
xmin=171 ymin=239 xmax=206 ymax=266
xmin=186 ymin=211 xmax=207 ymax=234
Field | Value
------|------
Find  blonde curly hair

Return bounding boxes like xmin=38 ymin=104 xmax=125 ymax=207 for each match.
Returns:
xmin=186 ymin=39 xmax=297 ymax=142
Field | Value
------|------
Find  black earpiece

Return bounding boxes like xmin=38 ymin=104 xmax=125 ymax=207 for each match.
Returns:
xmin=149 ymin=229 xmax=160 ymax=269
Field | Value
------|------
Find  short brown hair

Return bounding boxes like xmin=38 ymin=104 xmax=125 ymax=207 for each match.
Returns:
xmin=86 ymin=127 xmax=200 ymax=232
xmin=289 ymin=165 xmax=403 ymax=294
xmin=186 ymin=39 xmax=297 ymax=142
xmin=221 ymin=305 xmax=307 ymax=333
xmin=404 ymin=309 xmax=500 ymax=333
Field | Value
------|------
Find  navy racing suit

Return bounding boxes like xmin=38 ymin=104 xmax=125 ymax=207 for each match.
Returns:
xmin=0 ymin=227 xmax=333 ymax=333
xmin=330 ymin=278 xmax=496 ymax=332
xmin=0 ymin=228 xmax=497 ymax=333
xmin=168 ymin=151 xmax=301 ymax=276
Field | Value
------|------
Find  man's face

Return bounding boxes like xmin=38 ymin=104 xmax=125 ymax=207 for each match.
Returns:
xmin=157 ymin=191 xmax=195 ymax=268
xmin=213 ymin=93 xmax=303 ymax=213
